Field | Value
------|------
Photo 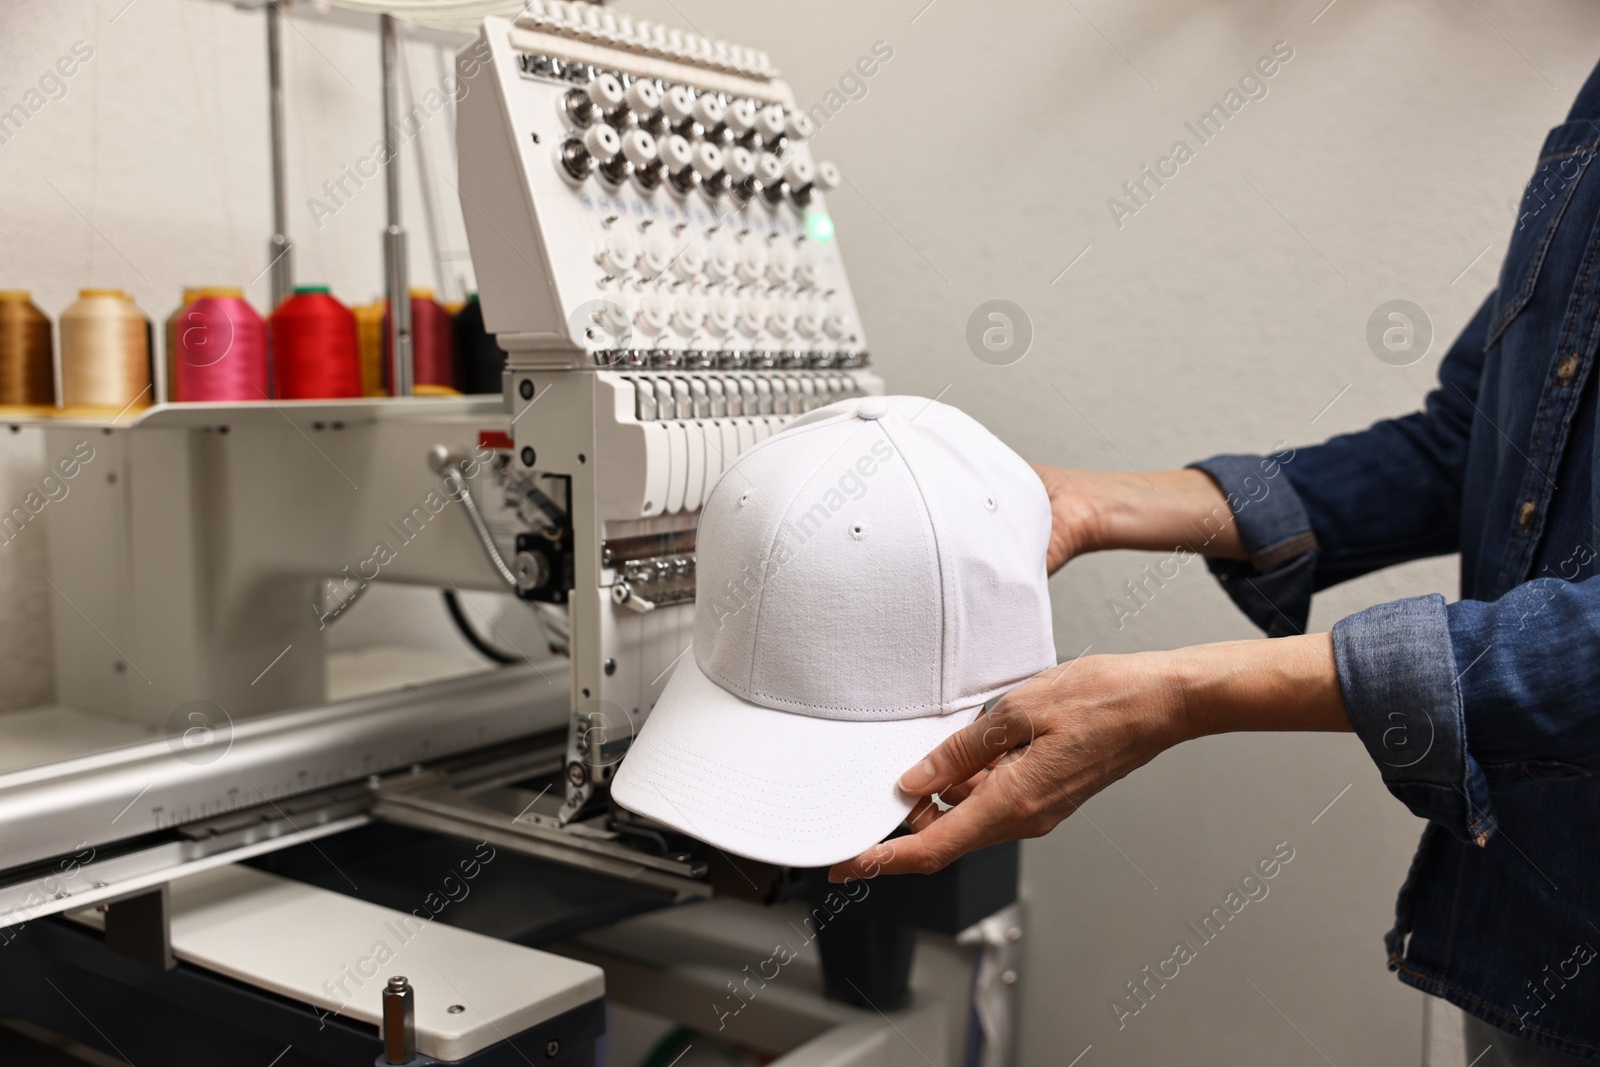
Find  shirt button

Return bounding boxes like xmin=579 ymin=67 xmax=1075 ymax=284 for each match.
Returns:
xmin=1519 ymin=500 xmax=1537 ymax=528
xmin=1557 ymin=353 xmax=1579 ymax=384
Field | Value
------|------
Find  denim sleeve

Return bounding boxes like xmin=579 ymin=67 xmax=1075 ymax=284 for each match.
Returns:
xmin=1333 ymin=576 xmax=1600 ymax=845
xmin=1276 ymin=296 xmax=1491 ymax=590
xmin=1187 ymin=453 xmax=1320 ymax=638
xmin=1187 ymin=294 xmax=1495 ymax=637
xmin=1444 ymin=576 xmax=1600 ymax=773
xmin=1179 ymin=467 xmax=1501 ymax=841
xmin=1333 ymin=594 xmax=1496 ymax=845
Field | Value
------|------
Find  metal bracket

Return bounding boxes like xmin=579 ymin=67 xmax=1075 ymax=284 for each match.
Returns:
xmin=610 ymin=556 xmax=695 ymax=613
xmin=956 ymin=901 xmax=1025 ymax=1067
xmin=104 ymin=884 xmax=175 ymax=970
xmin=515 ymin=475 xmax=575 ymax=605
xmin=370 ymin=767 xmax=710 ymax=902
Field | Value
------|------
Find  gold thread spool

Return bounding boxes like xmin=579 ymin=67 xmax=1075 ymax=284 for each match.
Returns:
xmin=354 ymin=299 xmax=386 ymax=397
xmin=60 ymin=288 xmax=152 ymax=416
xmin=164 ymin=287 xmax=201 ymax=404
xmin=0 ymin=290 xmax=55 ymax=415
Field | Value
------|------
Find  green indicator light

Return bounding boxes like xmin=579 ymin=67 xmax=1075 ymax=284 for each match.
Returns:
xmin=806 ymin=213 xmax=835 ymax=243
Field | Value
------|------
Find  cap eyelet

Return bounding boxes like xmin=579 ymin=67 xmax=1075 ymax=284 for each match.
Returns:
xmin=983 ymin=495 xmax=998 ymax=512
xmin=738 ymin=490 xmax=752 ymax=507
xmin=848 ymin=521 xmax=868 ymax=541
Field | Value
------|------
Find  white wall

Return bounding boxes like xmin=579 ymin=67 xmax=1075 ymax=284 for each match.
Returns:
xmin=4 ymin=0 xmax=1597 ymax=1064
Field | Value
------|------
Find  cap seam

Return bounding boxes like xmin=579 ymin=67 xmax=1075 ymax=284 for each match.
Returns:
xmin=699 ymin=656 xmax=942 ymax=713
xmin=699 ymin=412 xmax=858 ymax=692
xmin=738 ymin=419 xmax=880 ymax=697
xmin=698 ymin=652 xmax=1037 ymax=718
xmin=701 ymin=638 xmax=977 ymax=718
xmin=875 ymin=412 xmax=948 ymax=709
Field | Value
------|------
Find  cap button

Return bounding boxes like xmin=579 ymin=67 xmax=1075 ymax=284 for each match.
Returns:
xmin=856 ymin=397 xmax=891 ymax=420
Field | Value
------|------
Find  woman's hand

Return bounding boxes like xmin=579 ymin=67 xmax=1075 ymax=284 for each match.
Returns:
xmin=828 ymin=633 xmax=1348 ymax=882
xmin=1031 ymin=466 xmax=1251 ymax=575
xmin=1033 ymin=465 xmax=1108 ymax=575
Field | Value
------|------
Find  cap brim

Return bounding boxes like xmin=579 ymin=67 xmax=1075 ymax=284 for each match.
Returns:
xmin=611 ymin=655 xmax=982 ymax=868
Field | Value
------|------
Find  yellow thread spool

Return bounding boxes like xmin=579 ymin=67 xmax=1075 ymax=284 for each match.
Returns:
xmin=354 ymin=299 xmax=386 ymax=397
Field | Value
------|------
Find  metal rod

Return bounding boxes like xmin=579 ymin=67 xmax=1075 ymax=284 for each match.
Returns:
xmin=266 ymin=3 xmax=293 ymax=308
xmin=381 ymin=13 xmax=413 ymax=397
xmin=399 ymin=43 xmax=449 ymax=303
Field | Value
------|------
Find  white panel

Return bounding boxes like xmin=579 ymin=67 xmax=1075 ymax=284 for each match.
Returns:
xmin=699 ymin=420 xmax=725 ymax=505
xmin=683 ymin=421 xmax=706 ymax=510
xmin=719 ymin=422 xmax=742 ymax=475
xmin=663 ymin=421 xmax=687 ymax=514
xmin=638 ymin=422 xmax=670 ymax=517
xmin=70 ymin=866 xmax=602 ymax=1062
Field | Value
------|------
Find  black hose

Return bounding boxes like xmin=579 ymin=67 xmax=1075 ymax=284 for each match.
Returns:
xmin=441 ymin=590 xmax=523 ymax=665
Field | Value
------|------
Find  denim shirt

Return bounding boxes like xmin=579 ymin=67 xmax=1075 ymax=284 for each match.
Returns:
xmin=1192 ymin=63 xmax=1600 ymax=1058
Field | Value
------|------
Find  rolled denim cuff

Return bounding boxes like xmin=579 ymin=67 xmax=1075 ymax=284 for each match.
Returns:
xmin=1333 ymin=593 xmax=1497 ymax=846
xmin=1188 ymin=454 xmax=1318 ymax=637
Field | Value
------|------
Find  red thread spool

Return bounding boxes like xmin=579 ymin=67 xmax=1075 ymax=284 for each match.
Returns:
xmin=272 ymin=286 xmax=362 ymax=400
xmin=382 ymin=288 xmax=458 ymax=394
xmin=171 ymin=288 xmax=268 ymax=402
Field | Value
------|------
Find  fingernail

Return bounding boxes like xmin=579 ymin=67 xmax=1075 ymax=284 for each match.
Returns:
xmin=900 ymin=758 xmax=936 ymax=792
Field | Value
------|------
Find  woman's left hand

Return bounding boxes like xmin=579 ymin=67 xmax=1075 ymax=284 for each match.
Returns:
xmin=828 ymin=633 xmax=1348 ymax=882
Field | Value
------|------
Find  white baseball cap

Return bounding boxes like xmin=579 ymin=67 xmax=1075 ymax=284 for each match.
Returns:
xmin=610 ymin=395 xmax=1056 ymax=867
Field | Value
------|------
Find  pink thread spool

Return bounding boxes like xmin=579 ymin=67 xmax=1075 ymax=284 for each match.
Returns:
xmin=171 ymin=288 xmax=269 ymax=402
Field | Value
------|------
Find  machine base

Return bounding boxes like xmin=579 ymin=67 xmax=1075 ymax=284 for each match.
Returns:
xmin=1 ymin=920 xmax=604 ymax=1067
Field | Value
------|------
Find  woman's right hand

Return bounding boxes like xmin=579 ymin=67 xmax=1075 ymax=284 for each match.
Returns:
xmin=1029 ymin=466 xmax=1250 ymax=575
xmin=1032 ymin=464 xmax=1108 ymax=575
